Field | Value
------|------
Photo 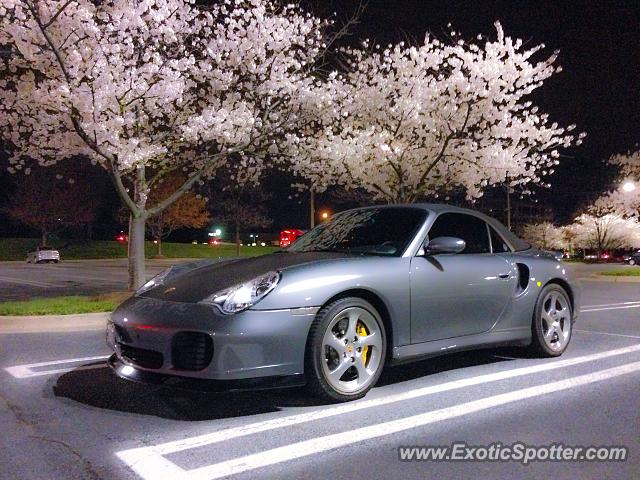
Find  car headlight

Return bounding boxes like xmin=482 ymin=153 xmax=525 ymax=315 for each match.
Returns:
xmin=136 ymin=267 xmax=173 ymax=295
xmin=200 ymin=271 xmax=280 ymax=314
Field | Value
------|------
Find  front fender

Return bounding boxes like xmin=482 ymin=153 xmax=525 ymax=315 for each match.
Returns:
xmin=252 ymin=256 xmax=412 ymax=346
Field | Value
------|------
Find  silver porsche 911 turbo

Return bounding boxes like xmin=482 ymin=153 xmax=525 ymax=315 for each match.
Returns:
xmin=107 ymin=204 xmax=580 ymax=402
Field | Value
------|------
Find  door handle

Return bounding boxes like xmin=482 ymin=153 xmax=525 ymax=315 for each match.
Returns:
xmin=498 ymin=273 xmax=510 ymax=279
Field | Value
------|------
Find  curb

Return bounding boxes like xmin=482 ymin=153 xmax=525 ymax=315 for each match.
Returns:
xmin=0 ymin=312 xmax=109 ymax=334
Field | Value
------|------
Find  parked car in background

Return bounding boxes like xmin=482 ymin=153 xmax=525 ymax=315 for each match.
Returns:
xmin=279 ymin=228 xmax=305 ymax=248
xmin=624 ymin=251 xmax=640 ymax=265
xmin=26 ymin=246 xmax=60 ymax=264
xmin=547 ymin=250 xmax=564 ymax=261
xmin=583 ymin=251 xmax=620 ymax=262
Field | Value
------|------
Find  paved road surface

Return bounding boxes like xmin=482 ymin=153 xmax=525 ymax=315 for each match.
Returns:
xmin=1 ymin=278 xmax=639 ymax=479
xmin=0 ymin=259 xmax=185 ymax=300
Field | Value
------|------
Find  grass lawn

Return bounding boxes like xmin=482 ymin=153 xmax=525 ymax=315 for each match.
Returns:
xmin=0 ymin=238 xmax=278 ymax=261
xmin=0 ymin=292 xmax=131 ymax=316
xmin=599 ymin=268 xmax=640 ymax=277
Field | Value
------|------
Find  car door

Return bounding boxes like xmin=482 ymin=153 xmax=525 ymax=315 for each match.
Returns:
xmin=410 ymin=212 xmax=516 ymax=343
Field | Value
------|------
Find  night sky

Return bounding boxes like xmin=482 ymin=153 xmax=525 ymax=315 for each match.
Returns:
xmin=1 ymin=0 xmax=638 ymax=238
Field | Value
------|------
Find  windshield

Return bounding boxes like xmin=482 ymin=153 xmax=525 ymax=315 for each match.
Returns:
xmin=288 ymin=207 xmax=427 ymax=257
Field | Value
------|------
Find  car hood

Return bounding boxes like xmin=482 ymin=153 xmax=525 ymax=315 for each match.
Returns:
xmin=139 ymin=251 xmax=351 ymax=303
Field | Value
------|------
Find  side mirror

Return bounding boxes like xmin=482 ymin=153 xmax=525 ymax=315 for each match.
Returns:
xmin=425 ymin=236 xmax=466 ymax=255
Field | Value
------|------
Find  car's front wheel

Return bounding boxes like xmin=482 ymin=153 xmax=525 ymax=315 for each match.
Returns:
xmin=529 ymin=284 xmax=573 ymax=357
xmin=630 ymin=259 xmax=636 ymax=266
xmin=305 ymin=298 xmax=386 ymax=402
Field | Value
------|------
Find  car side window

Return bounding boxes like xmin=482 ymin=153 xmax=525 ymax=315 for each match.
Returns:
xmin=489 ymin=226 xmax=511 ymax=253
xmin=428 ymin=213 xmax=491 ymax=254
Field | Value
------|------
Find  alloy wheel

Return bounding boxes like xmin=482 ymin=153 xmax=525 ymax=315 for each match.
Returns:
xmin=321 ymin=306 xmax=383 ymax=395
xmin=540 ymin=290 xmax=571 ymax=351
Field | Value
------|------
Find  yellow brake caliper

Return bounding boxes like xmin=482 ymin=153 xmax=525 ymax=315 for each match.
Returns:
xmin=356 ymin=321 xmax=369 ymax=366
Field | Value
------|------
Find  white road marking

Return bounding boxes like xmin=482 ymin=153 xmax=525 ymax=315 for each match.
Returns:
xmin=581 ymin=301 xmax=640 ymax=308
xmin=581 ymin=304 xmax=640 ymax=313
xmin=116 ymin=344 xmax=640 ymax=480
xmin=4 ymin=355 xmax=110 ymax=378
xmin=0 ymin=276 xmax=59 ymax=288
xmin=151 ymin=362 xmax=640 ymax=480
xmin=576 ymin=329 xmax=640 ymax=339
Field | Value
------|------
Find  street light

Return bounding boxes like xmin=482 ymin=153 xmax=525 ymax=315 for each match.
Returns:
xmin=622 ymin=181 xmax=636 ymax=193
xmin=320 ymin=210 xmax=330 ymax=221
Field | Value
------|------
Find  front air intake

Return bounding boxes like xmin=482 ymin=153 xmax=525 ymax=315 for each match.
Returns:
xmin=171 ymin=331 xmax=214 ymax=371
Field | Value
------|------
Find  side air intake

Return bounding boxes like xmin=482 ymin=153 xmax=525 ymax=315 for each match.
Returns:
xmin=516 ymin=263 xmax=530 ymax=292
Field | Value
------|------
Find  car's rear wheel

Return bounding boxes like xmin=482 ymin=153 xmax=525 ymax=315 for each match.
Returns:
xmin=529 ymin=284 xmax=572 ymax=357
xmin=305 ymin=298 xmax=386 ymax=402
xmin=630 ymin=259 xmax=636 ymax=265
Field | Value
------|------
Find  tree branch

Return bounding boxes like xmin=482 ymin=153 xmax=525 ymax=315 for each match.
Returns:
xmin=147 ymin=173 xmax=201 ymax=216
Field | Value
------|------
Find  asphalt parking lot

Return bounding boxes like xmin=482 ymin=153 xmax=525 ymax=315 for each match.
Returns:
xmin=0 ymin=259 xmax=179 ymax=300
xmin=1 ymin=268 xmax=639 ymax=479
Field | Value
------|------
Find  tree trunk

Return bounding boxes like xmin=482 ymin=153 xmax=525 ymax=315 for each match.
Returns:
xmin=506 ymin=184 xmax=512 ymax=231
xmin=41 ymin=231 xmax=48 ymax=247
xmin=127 ymin=214 xmax=146 ymax=291
xmin=309 ymin=189 xmax=315 ymax=229
xmin=127 ymin=167 xmax=149 ymax=291
xmin=157 ymin=238 xmax=162 ymax=257
xmin=235 ymin=224 xmax=240 ymax=257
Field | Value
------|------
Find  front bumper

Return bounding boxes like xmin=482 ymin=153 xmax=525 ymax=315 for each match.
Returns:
xmin=108 ymin=354 xmax=305 ymax=391
xmin=107 ymin=295 xmax=318 ymax=383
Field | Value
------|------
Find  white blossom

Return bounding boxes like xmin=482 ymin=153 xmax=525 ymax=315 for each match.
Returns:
xmin=570 ymin=213 xmax=640 ymax=252
xmin=592 ymin=149 xmax=640 ymax=218
xmin=521 ymin=222 xmax=568 ymax=250
xmin=288 ymin=23 xmax=584 ymax=202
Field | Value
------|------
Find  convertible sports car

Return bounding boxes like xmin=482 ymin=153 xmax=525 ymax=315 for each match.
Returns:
xmin=107 ymin=204 xmax=579 ymax=402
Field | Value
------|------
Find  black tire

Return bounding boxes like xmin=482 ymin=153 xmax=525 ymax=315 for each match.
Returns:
xmin=630 ymin=259 xmax=636 ymax=266
xmin=305 ymin=297 xmax=386 ymax=403
xmin=529 ymin=284 xmax=573 ymax=357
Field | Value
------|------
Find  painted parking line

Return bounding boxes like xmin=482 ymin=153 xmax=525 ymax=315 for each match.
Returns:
xmin=576 ymin=329 xmax=640 ymax=339
xmin=581 ymin=301 xmax=640 ymax=308
xmin=116 ymin=344 xmax=640 ymax=479
xmin=4 ymin=355 xmax=110 ymax=378
xmin=581 ymin=304 xmax=640 ymax=313
xmin=117 ymin=360 xmax=640 ymax=480
xmin=192 ymin=361 xmax=640 ymax=480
